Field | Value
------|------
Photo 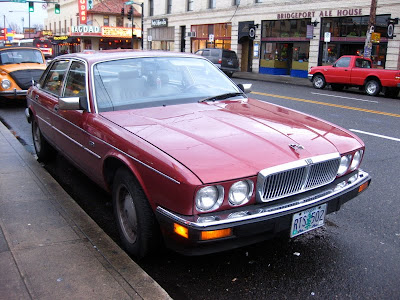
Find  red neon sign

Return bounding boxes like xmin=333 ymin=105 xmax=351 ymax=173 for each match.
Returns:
xmin=78 ymin=0 xmax=87 ymax=24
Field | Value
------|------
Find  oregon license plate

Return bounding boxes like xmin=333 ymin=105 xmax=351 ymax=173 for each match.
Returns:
xmin=290 ymin=204 xmax=327 ymax=238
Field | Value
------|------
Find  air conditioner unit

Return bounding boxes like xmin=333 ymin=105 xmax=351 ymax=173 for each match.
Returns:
xmin=187 ymin=31 xmax=196 ymax=37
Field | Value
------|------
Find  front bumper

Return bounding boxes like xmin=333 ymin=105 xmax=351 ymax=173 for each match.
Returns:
xmin=308 ymin=74 xmax=313 ymax=81
xmin=0 ymin=88 xmax=28 ymax=99
xmin=156 ymin=169 xmax=371 ymax=255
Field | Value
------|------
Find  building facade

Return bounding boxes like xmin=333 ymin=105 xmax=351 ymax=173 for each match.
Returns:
xmin=142 ymin=0 xmax=400 ymax=77
xmin=44 ymin=0 xmax=143 ymax=56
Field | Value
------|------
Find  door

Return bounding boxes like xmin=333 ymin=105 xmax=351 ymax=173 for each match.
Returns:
xmin=52 ymin=60 xmax=103 ymax=184
xmin=34 ymin=59 xmax=70 ymax=144
xmin=325 ymin=56 xmax=352 ymax=84
xmin=241 ymin=42 xmax=249 ymax=72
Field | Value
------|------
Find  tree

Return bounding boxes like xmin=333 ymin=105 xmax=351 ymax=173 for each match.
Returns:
xmin=9 ymin=22 xmax=21 ymax=33
xmin=32 ymin=24 xmax=44 ymax=31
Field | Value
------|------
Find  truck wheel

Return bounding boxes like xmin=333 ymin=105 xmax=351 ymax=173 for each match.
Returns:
xmin=331 ymin=84 xmax=344 ymax=91
xmin=32 ymin=119 xmax=56 ymax=162
xmin=112 ymin=167 xmax=159 ymax=259
xmin=312 ymin=74 xmax=326 ymax=89
xmin=365 ymin=80 xmax=381 ymax=96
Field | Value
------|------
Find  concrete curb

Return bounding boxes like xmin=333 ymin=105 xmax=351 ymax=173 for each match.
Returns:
xmin=0 ymin=120 xmax=171 ymax=299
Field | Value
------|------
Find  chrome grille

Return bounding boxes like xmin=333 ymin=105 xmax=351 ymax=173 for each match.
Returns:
xmin=257 ymin=154 xmax=341 ymax=202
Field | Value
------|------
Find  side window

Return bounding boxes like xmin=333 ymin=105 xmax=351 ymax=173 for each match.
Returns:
xmin=355 ymin=59 xmax=362 ymax=68
xmin=64 ymin=61 xmax=86 ymax=97
xmin=362 ymin=59 xmax=371 ymax=68
xmin=335 ymin=57 xmax=351 ymax=68
xmin=42 ymin=60 xmax=69 ymax=96
xmin=202 ymin=50 xmax=210 ymax=57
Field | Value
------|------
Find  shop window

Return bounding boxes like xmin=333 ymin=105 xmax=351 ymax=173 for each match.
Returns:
xmin=104 ymin=16 xmax=109 ymax=26
xmin=262 ymin=19 xmax=309 ymax=38
xmin=322 ymin=15 xmax=389 ymax=38
xmin=232 ymin=0 xmax=240 ymax=5
xmin=255 ymin=0 xmax=263 ymax=2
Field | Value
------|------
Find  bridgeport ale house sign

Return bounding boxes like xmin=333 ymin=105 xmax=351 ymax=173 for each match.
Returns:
xmin=277 ymin=8 xmax=363 ymax=19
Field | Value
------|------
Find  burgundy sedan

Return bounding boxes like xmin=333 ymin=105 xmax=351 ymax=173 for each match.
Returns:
xmin=26 ymin=50 xmax=371 ymax=258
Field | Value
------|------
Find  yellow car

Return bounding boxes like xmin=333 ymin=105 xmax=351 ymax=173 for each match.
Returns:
xmin=0 ymin=46 xmax=47 ymax=100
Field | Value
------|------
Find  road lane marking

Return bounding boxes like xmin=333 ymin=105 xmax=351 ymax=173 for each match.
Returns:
xmin=349 ymin=129 xmax=400 ymax=142
xmin=311 ymin=92 xmax=379 ymax=103
xmin=251 ymin=91 xmax=400 ymax=118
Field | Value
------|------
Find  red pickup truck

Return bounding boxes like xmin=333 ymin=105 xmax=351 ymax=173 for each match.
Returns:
xmin=308 ymin=55 xmax=400 ymax=97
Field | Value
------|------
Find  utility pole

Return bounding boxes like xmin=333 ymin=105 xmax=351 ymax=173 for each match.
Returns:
xmin=363 ymin=0 xmax=377 ymax=59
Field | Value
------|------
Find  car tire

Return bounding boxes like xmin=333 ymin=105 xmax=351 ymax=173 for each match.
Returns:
xmin=32 ymin=119 xmax=56 ymax=162
xmin=112 ymin=167 xmax=159 ymax=259
xmin=312 ymin=74 xmax=326 ymax=89
xmin=365 ymin=80 xmax=381 ymax=96
xmin=331 ymin=84 xmax=344 ymax=91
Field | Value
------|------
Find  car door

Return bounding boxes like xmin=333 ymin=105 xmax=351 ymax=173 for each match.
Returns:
xmin=52 ymin=60 xmax=104 ymax=184
xmin=32 ymin=59 xmax=70 ymax=145
xmin=350 ymin=58 xmax=371 ymax=86
xmin=327 ymin=56 xmax=352 ymax=84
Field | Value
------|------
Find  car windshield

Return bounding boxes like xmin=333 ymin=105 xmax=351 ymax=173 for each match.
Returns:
xmin=0 ymin=49 xmax=44 ymax=64
xmin=93 ymin=56 xmax=244 ymax=112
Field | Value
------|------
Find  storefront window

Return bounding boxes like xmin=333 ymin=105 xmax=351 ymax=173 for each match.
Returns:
xmin=117 ymin=17 xmax=123 ymax=27
xmin=262 ymin=19 xmax=310 ymax=38
xmin=321 ymin=43 xmax=338 ymax=65
xmin=104 ymin=16 xmax=109 ymax=26
xmin=321 ymin=15 xmax=390 ymax=38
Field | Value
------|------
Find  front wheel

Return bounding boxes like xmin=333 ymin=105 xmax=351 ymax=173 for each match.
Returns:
xmin=31 ymin=119 xmax=56 ymax=162
xmin=365 ymin=80 xmax=381 ymax=96
xmin=312 ymin=74 xmax=326 ymax=89
xmin=112 ymin=168 xmax=160 ymax=259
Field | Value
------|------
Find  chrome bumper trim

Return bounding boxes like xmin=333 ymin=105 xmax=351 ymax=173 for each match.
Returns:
xmin=156 ymin=169 xmax=369 ymax=228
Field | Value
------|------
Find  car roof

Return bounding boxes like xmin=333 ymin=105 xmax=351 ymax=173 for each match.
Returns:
xmin=57 ymin=49 xmax=204 ymax=64
xmin=0 ymin=46 xmax=42 ymax=51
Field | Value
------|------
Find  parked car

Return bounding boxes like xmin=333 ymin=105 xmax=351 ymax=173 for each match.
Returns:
xmin=195 ymin=48 xmax=239 ymax=77
xmin=0 ymin=46 xmax=47 ymax=100
xmin=26 ymin=50 xmax=371 ymax=259
xmin=308 ymin=55 xmax=400 ymax=97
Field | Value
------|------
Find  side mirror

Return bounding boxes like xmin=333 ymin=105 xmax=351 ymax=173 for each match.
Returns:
xmin=59 ymin=96 xmax=88 ymax=111
xmin=237 ymin=83 xmax=252 ymax=94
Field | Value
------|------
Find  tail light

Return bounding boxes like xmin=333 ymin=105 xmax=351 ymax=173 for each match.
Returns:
xmin=218 ymin=58 xmax=222 ymax=64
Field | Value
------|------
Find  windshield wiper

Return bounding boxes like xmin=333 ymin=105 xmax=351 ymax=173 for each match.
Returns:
xmin=198 ymin=92 xmax=244 ymax=103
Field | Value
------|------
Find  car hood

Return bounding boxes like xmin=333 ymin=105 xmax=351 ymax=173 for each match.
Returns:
xmin=101 ymin=98 xmax=362 ymax=183
xmin=0 ymin=63 xmax=46 ymax=73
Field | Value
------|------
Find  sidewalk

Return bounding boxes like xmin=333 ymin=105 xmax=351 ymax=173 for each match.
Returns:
xmin=233 ymin=71 xmax=313 ymax=87
xmin=0 ymin=121 xmax=170 ymax=299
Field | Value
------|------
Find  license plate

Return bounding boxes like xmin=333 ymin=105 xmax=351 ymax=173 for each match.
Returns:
xmin=290 ymin=204 xmax=327 ymax=238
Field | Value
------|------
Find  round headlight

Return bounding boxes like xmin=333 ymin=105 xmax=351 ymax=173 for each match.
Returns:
xmin=228 ymin=180 xmax=253 ymax=206
xmin=1 ymin=79 xmax=11 ymax=90
xmin=350 ymin=150 xmax=363 ymax=171
xmin=195 ymin=185 xmax=223 ymax=212
xmin=337 ymin=155 xmax=352 ymax=176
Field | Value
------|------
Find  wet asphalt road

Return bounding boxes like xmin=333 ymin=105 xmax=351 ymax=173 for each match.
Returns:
xmin=1 ymin=81 xmax=399 ymax=299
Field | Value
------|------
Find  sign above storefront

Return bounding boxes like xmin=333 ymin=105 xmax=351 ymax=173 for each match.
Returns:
xmin=71 ymin=25 xmax=101 ymax=36
xmin=151 ymin=18 xmax=168 ymax=28
xmin=102 ymin=26 xmax=142 ymax=38
xmin=277 ymin=8 xmax=363 ymax=20
xmin=42 ymin=30 xmax=53 ymax=36
xmin=54 ymin=35 xmax=69 ymax=41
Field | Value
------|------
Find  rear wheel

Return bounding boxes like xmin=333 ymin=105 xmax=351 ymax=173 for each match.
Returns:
xmin=365 ymin=80 xmax=381 ymax=96
xmin=112 ymin=167 xmax=159 ymax=259
xmin=312 ymin=74 xmax=326 ymax=89
xmin=31 ymin=119 xmax=56 ymax=162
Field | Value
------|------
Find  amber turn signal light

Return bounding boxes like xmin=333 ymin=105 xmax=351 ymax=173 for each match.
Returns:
xmin=200 ymin=228 xmax=232 ymax=241
xmin=174 ymin=223 xmax=189 ymax=239
xmin=358 ymin=182 xmax=369 ymax=193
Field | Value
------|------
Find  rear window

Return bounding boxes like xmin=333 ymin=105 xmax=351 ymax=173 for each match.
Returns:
xmin=223 ymin=50 xmax=237 ymax=60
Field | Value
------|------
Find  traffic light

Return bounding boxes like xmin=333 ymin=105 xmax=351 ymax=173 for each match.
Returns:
xmin=121 ymin=7 xmax=124 ymax=17
xmin=28 ymin=2 xmax=34 ymax=12
xmin=127 ymin=6 xmax=133 ymax=20
xmin=55 ymin=4 xmax=60 ymax=14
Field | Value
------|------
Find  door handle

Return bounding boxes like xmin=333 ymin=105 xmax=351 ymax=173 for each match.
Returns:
xmin=35 ymin=94 xmax=39 ymax=100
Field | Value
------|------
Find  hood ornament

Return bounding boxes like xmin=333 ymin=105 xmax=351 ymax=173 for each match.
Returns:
xmin=289 ymin=144 xmax=304 ymax=152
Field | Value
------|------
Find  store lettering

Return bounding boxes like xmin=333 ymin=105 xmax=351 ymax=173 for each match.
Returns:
xmin=277 ymin=8 xmax=363 ymax=19
xmin=71 ymin=26 xmax=100 ymax=33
